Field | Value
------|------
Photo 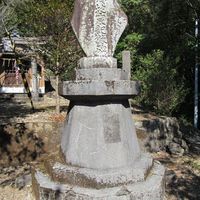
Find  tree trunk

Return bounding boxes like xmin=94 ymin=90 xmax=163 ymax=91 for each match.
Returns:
xmin=56 ymin=74 xmax=60 ymax=114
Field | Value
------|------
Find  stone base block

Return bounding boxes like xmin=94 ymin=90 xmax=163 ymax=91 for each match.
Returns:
xmin=76 ymin=68 xmax=122 ymax=81
xmin=60 ymin=101 xmax=141 ymax=169
xmin=59 ymin=80 xmax=140 ymax=100
xmin=45 ymin=153 xmax=153 ymax=189
xmin=78 ymin=57 xmax=117 ymax=68
xmin=76 ymin=68 xmax=130 ymax=81
xmin=33 ymin=161 xmax=165 ymax=200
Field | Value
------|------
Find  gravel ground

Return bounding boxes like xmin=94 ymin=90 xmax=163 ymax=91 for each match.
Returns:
xmin=0 ymin=186 xmax=34 ymax=200
xmin=0 ymin=152 xmax=199 ymax=200
xmin=0 ymin=94 xmax=68 ymax=124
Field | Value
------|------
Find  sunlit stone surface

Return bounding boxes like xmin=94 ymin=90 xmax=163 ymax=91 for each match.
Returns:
xmin=71 ymin=0 xmax=127 ymax=57
xmin=33 ymin=0 xmax=165 ymax=199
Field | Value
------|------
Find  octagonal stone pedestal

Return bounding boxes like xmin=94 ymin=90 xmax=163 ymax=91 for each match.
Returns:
xmin=33 ymin=161 xmax=165 ymax=200
xmin=32 ymin=69 xmax=165 ymax=199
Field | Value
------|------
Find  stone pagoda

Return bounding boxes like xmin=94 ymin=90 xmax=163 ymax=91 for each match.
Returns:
xmin=33 ymin=0 xmax=165 ymax=199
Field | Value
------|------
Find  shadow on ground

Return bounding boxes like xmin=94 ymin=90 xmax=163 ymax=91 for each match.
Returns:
xmin=167 ymin=168 xmax=200 ymax=200
xmin=0 ymin=97 xmax=45 ymax=166
xmin=0 ymin=97 xmax=68 ymax=123
xmin=0 ymin=123 xmax=45 ymax=167
xmin=155 ymin=155 xmax=200 ymax=200
xmin=180 ymin=123 xmax=200 ymax=156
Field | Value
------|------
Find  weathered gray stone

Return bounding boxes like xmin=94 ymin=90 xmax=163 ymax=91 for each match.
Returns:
xmin=61 ymin=102 xmax=140 ymax=169
xmin=76 ymin=68 xmax=121 ymax=81
xmin=79 ymin=57 xmax=117 ymax=68
xmin=33 ymin=162 xmax=165 ymax=200
xmin=122 ymin=51 xmax=131 ymax=80
xmin=46 ymin=153 xmax=153 ymax=189
xmin=71 ymin=0 xmax=127 ymax=57
xmin=31 ymin=58 xmax=39 ymax=101
xmin=15 ymin=174 xmax=32 ymax=189
xmin=76 ymin=68 xmax=132 ymax=81
xmin=59 ymin=80 xmax=140 ymax=99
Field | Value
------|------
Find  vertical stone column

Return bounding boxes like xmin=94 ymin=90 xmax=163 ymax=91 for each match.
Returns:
xmin=32 ymin=0 xmax=165 ymax=199
xmin=122 ymin=50 xmax=131 ymax=80
xmin=31 ymin=58 xmax=39 ymax=101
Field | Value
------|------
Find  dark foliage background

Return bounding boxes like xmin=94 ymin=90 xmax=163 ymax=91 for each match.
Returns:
xmin=1 ymin=0 xmax=200 ymax=122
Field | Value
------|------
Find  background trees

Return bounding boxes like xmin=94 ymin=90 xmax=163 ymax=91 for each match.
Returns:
xmin=1 ymin=0 xmax=200 ymax=122
xmin=10 ymin=0 xmax=83 ymax=113
xmin=115 ymin=0 xmax=200 ymax=122
xmin=0 ymin=0 xmax=28 ymax=36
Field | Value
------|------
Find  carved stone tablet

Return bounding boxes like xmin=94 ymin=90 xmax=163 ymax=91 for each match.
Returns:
xmin=71 ymin=0 xmax=128 ymax=57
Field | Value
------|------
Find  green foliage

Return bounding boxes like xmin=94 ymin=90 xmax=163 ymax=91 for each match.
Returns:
xmin=115 ymin=0 xmax=200 ymax=121
xmin=1 ymin=0 xmax=200 ymax=120
xmin=13 ymin=0 xmax=83 ymax=79
xmin=115 ymin=32 xmax=143 ymax=67
xmin=0 ymin=0 xmax=28 ymax=37
xmin=134 ymin=50 xmax=187 ymax=115
xmin=116 ymin=31 xmax=187 ymax=115
xmin=15 ymin=0 xmax=73 ymax=36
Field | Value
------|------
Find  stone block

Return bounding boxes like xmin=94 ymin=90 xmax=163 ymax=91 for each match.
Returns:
xmin=71 ymin=1 xmax=127 ymax=57
xmin=78 ymin=57 xmax=117 ymax=68
xmin=59 ymin=80 xmax=140 ymax=100
xmin=32 ymin=161 xmax=165 ymax=200
xmin=60 ymin=102 xmax=141 ymax=169
xmin=76 ymin=68 xmax=122 ymax=81
xmin=44 ymin=153 xmax=153 ymax=189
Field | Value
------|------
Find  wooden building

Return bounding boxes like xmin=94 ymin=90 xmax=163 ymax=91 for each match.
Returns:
xmin=0 ymin=37 xmax=45 ymax=95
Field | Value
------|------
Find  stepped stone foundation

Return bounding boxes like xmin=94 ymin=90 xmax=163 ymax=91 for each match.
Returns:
xmin=33 ymin=160 xmax=165 ymax=200
xmin=32 ymin=0 xmax=165 ymax=199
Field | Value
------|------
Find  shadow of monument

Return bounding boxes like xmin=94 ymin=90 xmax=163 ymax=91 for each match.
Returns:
xmin=0 ymin=123 xmax=45 ymax=167
xmin=0 ymin=97 xmax=43 ymax=166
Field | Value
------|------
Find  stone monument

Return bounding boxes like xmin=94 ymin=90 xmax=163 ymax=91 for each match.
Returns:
xmin=32 ymin=0 xmax=165 ymax=199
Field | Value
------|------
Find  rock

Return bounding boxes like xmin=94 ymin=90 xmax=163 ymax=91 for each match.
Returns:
xmin=15 ymin=174 xmax=32 ymax=189
xmin=168 ymin=143 xmax=184 ymax=156
xmin=135 ymin=116 xmax=188 ymax=156
xmin=33 ymin=162 xmax=165 ymax=200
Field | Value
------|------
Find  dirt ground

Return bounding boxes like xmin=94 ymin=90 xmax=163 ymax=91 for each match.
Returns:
xmin=0 ymin=186 xmax=33 ymax=200
xmin=0 ymin=94 xmax=200 ymax=200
